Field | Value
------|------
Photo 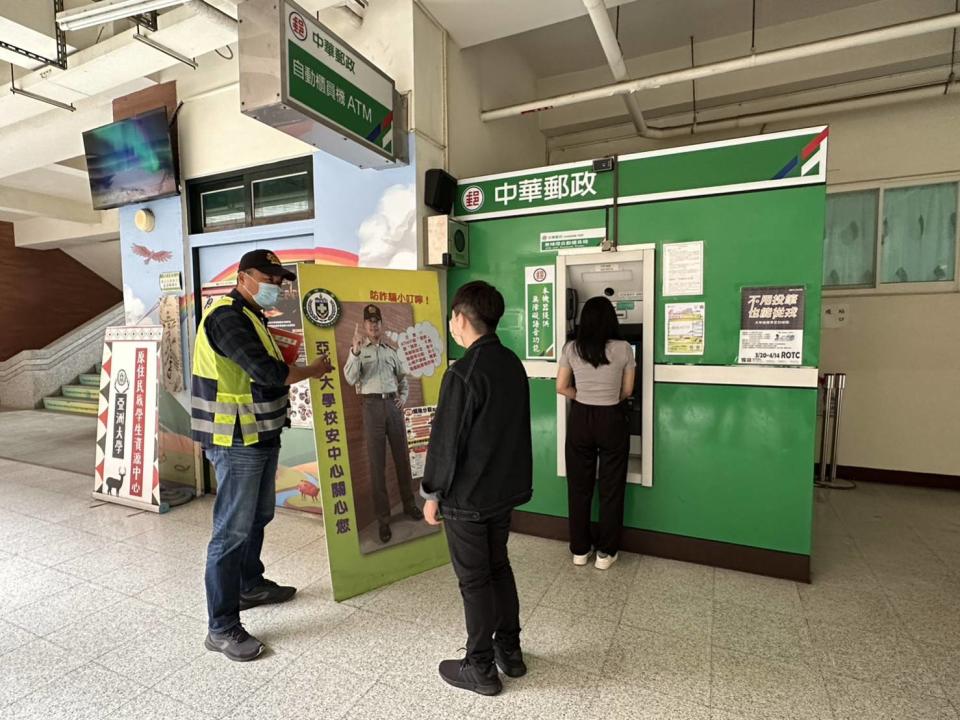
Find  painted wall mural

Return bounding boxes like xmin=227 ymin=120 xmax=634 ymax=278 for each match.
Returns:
xmin=116 ymin=136 xmax=421 ymax=513
xmin=313 ymin=136 xmax=418 ymax=270
xmin=118 ymin=196 xmax=195 ymax=492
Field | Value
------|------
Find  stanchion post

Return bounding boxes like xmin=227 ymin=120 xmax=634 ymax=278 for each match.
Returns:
xmin=818 ymin=373 xmax=835 ymax=486
xmin=829 ymin=373 xmax=846 ymax=484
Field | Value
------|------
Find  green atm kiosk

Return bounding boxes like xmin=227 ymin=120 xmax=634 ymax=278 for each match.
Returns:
xmin=556 ymin=246 xmax=656 ymax=487
xmin=447 ymin=127 xmax=829 ymax=582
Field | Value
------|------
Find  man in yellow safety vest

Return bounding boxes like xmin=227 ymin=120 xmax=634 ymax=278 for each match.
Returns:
xmin=192 ymin=249 xmax=331 ymax=662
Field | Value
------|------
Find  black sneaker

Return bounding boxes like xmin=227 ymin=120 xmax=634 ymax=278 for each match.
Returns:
xmin=405 ymin=505 xmax=424 ymax=521
xmin=438 ymin=658 xmax=502 ymax=696
xmin=239 ymin=578 xmax=297 ymax=611
xmin=494 ymin=644 xmax=527 ymax=678
xmin=204 ymin=624 xmax=264 ymax=662
xmin=379 ymin=523 xmax=392 ymax=543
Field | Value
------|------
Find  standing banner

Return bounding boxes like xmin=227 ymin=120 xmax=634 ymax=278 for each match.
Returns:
xmin=94 ymin=326 xmax=164 ymax=512
xmin=299 ymin=265 xmax=448 ymax=601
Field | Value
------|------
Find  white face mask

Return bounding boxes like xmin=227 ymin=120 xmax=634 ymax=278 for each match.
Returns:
xmin=243 ymin=273 xmax=280 ymax=309
xmin=449 ymin=315 xmax=463 ymax=349
xmin=252 ymin=281 xmax=281 ymax=309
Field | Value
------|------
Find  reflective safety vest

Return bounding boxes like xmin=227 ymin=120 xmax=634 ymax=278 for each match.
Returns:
xmin=191 ymin=296 xmax=289 ymax=447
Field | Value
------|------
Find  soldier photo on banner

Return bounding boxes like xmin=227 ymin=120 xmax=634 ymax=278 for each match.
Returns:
xmin=340 ymin=301 xmax=442 ymax=555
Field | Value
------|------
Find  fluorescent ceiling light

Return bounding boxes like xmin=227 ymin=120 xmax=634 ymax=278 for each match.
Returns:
xmin=56 ymin=0 xmax=191 ymax=32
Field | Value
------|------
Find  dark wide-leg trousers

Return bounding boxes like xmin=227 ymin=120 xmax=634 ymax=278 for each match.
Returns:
xmin=565 ymin=401 xmax=630 ymax=557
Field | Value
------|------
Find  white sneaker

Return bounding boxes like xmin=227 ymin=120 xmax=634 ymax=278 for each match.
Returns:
xmin=572 ymin=550 xmax=593 ymax=566
xmin=595 ymin=552 xmax=618 ymax=570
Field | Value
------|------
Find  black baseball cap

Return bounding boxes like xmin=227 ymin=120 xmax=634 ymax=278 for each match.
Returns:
xmin=363 ymin=304 xmax=382 ymax=321
xmin=238 ymin=249 xmax=296 ymax=281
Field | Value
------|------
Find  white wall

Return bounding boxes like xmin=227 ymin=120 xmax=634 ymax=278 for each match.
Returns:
xmin=815 ymin=96 xmax=960 ymax=476
xmin=177 ymin=85 xmax=314 ymax=180
xmin=316 ymin=0 xmax=414 ymax=94
xmin=12 ymin=213 xmax=119 ymax=248
xmin=447 ymin=39 xmax=546 ymax=179
xmin=65 ymin=240 xmax=122 ymax=288
xmin=413 ymin=4 xmax=446 ymax=156
xmin=412 ymin=4 xmax=448 ymax=274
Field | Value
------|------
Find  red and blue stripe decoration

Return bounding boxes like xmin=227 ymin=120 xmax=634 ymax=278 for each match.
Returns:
xmin=772 ymin=127 xmax=829 ymax=180
xmin=366 ymin=111 xmax=394 ymax=148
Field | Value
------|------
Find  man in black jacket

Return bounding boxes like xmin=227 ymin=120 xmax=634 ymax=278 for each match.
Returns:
xmin=421 ymin=281 xmax=533 ymax=696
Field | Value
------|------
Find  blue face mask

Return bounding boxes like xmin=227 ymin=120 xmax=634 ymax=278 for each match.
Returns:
xmin=253 ymin=281 xmax=281 ymax=309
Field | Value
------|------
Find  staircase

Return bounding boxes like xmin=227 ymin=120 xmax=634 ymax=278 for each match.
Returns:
xmin=42 ymin=367 xmax=101 ymax=415
xmin=0 ymin=303 xmax=122 ymax=410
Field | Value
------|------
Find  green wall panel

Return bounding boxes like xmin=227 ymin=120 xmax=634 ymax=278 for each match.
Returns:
xmin=520 ymin=378 xmax=564 ymax=516
xmin=618 ymin=133 xmax=823 ymax=197
xmin=644 ymin=383 xmax=815 ymax=554
xmin=449 ymin=184 xmax=824 ymax=557
xmin=619 ymin=186 xmax=825 ymax=366
xmin=447 ymin=208 xmax=608 ymax=361
xmin=521 ymin=381 xmax=815 ymax=555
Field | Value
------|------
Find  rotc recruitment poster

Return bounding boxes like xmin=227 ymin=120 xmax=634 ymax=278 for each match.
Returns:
xmin=299 ymin=265 xmax=449 ymax=601
xmin=93 ymin=326 xmax=163 ymax=512
xmin=738 ymin=286 xmax=805 ymax=365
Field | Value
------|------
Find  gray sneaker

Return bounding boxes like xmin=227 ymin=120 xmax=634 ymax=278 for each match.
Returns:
xmin=205 ymin=624 xmax=264 ymax=662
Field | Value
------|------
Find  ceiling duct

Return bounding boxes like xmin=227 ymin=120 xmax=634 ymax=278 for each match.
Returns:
xmin=483 ymin=10 xmax=960 ymax=124
xmin=56 ymin=0 xmax=192 ymax=32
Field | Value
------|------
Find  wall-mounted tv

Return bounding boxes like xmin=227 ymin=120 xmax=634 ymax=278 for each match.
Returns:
xmin=82 ymin=107 xmax=179 ymax=211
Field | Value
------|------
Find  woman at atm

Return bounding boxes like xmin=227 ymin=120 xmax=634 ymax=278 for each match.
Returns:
xmin=556 ymin=297 xmax=636 ymax=570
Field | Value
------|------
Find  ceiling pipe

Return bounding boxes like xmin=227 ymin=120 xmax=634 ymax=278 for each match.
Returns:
xmin=551 ymin=79 xmax=958 ymax=153
xmin=483 ymin=10 xmax=960 ymax=123
xmin=581 ymin=0 xmax=648 ymax=134
xmin=645 ymin=80 xmax=957 ymax=137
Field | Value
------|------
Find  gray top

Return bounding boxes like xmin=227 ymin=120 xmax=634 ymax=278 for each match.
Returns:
xmin=343 ymin=340 xmax=409 ymax=403
xmin=559 ymin=340 xmax=636 ymax=406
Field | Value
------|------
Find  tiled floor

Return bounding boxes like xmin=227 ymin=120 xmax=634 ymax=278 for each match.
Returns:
xmin=0 ymin=410 xmax=95 ymax=474
xmin=0 ymin=455 xmax=959 ymax=719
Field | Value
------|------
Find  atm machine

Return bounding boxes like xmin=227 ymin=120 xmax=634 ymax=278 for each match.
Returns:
xmin=555 ymin=245 xmax=655 ymax=486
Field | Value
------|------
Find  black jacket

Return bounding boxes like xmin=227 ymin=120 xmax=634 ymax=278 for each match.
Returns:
xmin=420 ymin=334 xmax=532 ymax=521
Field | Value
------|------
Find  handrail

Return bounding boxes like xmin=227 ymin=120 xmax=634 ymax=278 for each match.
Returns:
xmin=0 ymin=303 xmax=124 ymax=382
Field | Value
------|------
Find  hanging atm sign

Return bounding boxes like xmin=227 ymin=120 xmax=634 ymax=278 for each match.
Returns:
xmin=455 ymin=162 xmax=615 ymax=220
xmin=284 ymin=1 xmax=395 ymax=157
xmin=525 ymin=266 xmax=555 ymax=360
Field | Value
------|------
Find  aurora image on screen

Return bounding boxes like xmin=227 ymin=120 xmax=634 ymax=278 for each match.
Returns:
xmin=83 ymin=108 xmax=178 ymax=210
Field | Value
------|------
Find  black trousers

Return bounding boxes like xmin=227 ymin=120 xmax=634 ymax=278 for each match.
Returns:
xmin=444 ymin=510 xmax=521 ymax=667
xmin=361 ymin=397 xmax=415 ymax=523
xmin=565 ymin=401 xmax=630 ymax=556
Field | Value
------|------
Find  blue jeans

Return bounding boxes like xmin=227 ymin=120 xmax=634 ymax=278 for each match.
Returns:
xmin=204 ymin=444 xmax=279 ymax=633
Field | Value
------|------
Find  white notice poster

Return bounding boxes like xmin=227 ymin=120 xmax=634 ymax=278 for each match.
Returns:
xmin=663 ymin=241 xmax=704 ymax=296
xmin=539 ymin=227 xmax=606 ymax=252
xmin=665 ymin=302 xmax=705 ymax=355
xmin=404 ymin=405 xmax=436 ymax=480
